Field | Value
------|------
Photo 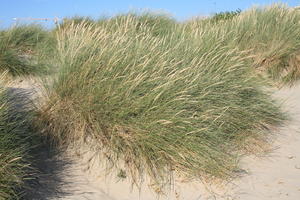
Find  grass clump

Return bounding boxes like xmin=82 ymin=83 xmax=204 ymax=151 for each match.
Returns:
xmin=238 ymin=5 xmax=300 ymax=84
xmin=0 ymin=24 xmax=51 ymax=76
xmin=37 ymin=19 xmax=283 ymax=189
xmin=186 ymin=4 xmax=300 ymax=85
xmin=0 ymin=75 xmax=35 ymax=199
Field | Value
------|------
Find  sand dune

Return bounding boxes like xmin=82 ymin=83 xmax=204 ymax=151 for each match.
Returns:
xmin=15 ymin=79 xmax=300 ymax=200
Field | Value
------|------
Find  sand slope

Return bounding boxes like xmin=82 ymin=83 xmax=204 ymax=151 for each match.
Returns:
xmin=15 ymin=78 xmax=300 ymax=200
xmin=229 ymin=83 xmax=300 ymax=200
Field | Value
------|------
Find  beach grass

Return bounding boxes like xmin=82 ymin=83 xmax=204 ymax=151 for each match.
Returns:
xmin=0 ymin=24 xmax=52 ymax=76
xmin=36 ymin=16 xmax=284 ymax=188
xmin=0 ymin=74 xmax=36 ymax=199
xmin=1 ymin=3 xmax=298 ymax=197
xmin=186 ymin=4 xmax=300 ymax=85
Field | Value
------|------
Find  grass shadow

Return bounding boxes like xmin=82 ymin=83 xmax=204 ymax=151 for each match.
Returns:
xmin=5 ymin=87 xmax=72 ymax=200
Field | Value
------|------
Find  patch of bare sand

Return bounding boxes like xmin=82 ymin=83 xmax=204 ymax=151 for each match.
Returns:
xmin=15 ymin=78 xmax=300 ymax=200
xmin=227 ymin=83 xmax=300 ymax=200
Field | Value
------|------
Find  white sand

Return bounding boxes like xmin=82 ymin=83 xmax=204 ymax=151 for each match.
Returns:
xmin=228 ymin=83 xmax=300 ymax=200
xmin=13 ymin=78 xmax=300 ymax=200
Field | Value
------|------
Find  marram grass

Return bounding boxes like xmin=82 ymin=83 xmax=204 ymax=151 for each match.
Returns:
xmin=0 ymin=24 xmax=52 ymax=76
xmin=185 ymin=4 xmax=300 ymax=85
xmin=0 ymin=74 xmax=35 ymax=199
xmin=0 ymin=3 xmax=297 ymax=198
xmin=37 ymin=18 xmax=283 ymax=189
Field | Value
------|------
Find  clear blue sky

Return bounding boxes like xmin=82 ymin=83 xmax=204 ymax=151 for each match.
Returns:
xmin=0 ymin=0 xmax=299 ymax=28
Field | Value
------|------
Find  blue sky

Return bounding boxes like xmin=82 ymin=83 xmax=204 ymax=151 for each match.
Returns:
xmin=0 ymin=0 xmax=299 ymax=28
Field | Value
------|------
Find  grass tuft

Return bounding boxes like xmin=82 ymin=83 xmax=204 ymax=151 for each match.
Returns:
xmin=0 ymin=24 xmax=52 ymax=76
xmin=0 ymin=74 xmax=36 ymax=199
xmin=37 ymin=19 xmax=284 ymax=189
xmin=186 ymin=4 xmax=300 ymax=85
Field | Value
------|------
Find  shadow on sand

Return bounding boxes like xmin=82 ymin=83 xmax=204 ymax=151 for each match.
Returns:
xmin=5 ymin=87 xmax=72 ymax=200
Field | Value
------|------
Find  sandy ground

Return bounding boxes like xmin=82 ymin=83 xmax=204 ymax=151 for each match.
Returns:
xmin=12 ymin=78 xmax=300 ymax=200
xmin=227 ymin=83 xmax=300 ymax=200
